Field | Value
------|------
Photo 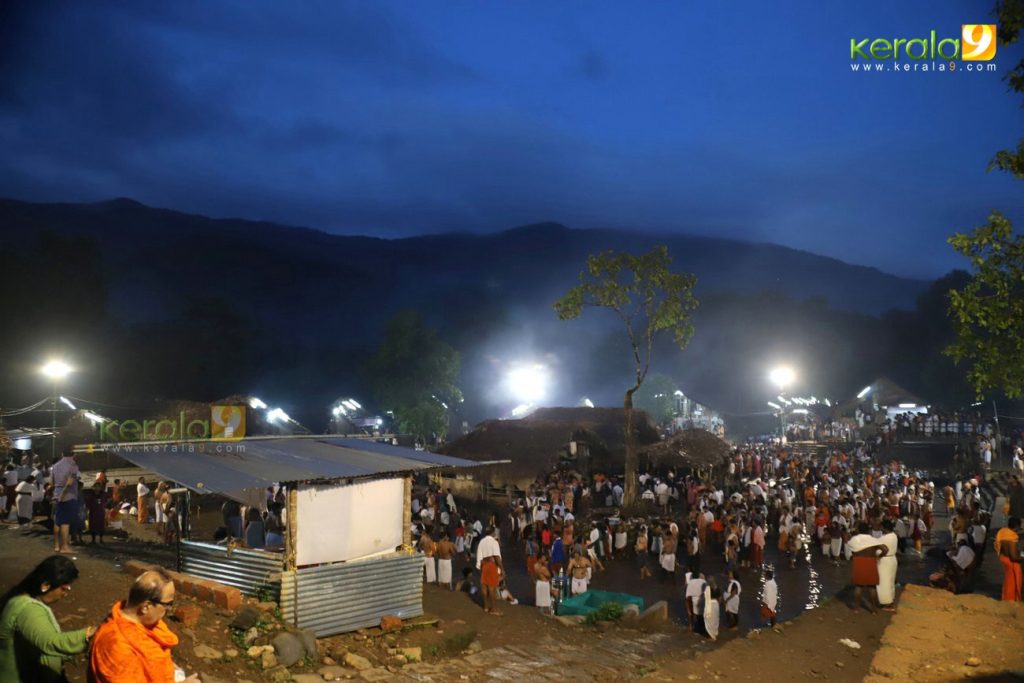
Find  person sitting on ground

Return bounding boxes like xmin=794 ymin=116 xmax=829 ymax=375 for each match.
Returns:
xmin=89 ymin=568 xmax=197 ymax=682
xmin=0 ymin=555 xmax=95 ymax=683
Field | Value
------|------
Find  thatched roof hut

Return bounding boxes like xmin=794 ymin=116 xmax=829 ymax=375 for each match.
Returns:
xmin=637 ymin=428 xmax=731 ymax=471
xmin=437 ymin=407 xmax=660 ymax=487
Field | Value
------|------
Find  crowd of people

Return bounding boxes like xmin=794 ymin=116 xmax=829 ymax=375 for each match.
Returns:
xmin=2 ymin=447 xmax=187 ymax=550
xmin=413 ymin=432 xmax=1024 ymax=640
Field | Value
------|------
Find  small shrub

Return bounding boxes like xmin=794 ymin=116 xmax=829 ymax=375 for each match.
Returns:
xmin=584 ymin=602 xmax=624 ymax=624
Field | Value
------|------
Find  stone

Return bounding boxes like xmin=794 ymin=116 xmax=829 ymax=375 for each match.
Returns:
xmin=322 ymin=656 xmax=337 ymax=666
xmin=344 ymin=652 xmax=373 ymax=671
xmin=383 ymin=634 xmax=397 ymax=646
xmin=266 ymin=665 xmax=292 ymax=683
xmin=380 ymin=615 xmax=403 ymax=631
xmin=465 ymin=640 xmax=482 ymax=654
xmin=224 ymin=648 xmax=238 ymax=659
xmin=247 ymin=645 xmax=271 ymax=658
xmin=555 ymin=615 xmax=584 ymax=627
xmin=298 ymin=628 xmax=319 ymax=656
xmin=966 ymin=657 xmax=982 ymax=667
xmin=272 ymin=631 xmax=306 ymax=667
xmin=242 ymin=627 xmax=260 ymax=646
xmin=256 ymin=601 xmax=278 ymax=612
xmin=400 ymin=647 xmax=421 ymax=662
xmin=359 ymin=668 xmax=394 ymax=681
xmin=637 ymin=601 xmax=669 ymax=623
xmin=261 ymin=649 xmax=278 ymax=670
xmin=231 ymin=605 xmax=261 ymax=631
xmin=193 ymin=644 xmax=223 ymax=660
xmin=319 ymin=664 xmax=348 ymax=680
xmin=330 ymin=645 xmax=349 ymax=661
xmin=292 ymin=675 xmax=325 ymax=683
xmin=173 ymin=604 xmax=203 ymax=629
xmin=622 ymin=604 xmax=641 ymax=617
xmin=200 ymin=674 xmax=230 ymax=683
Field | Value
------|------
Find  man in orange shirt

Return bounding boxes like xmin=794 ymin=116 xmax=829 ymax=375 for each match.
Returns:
xmin=89 ymin=569 xmax=197 ymax=682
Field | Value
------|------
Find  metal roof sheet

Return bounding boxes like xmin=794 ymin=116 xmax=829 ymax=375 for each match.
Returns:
xmin=84 ymin=437 xmax=481 ymax=496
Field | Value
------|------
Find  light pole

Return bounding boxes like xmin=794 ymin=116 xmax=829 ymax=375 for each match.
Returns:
xmin=770 ymin=366 xmax=795 ymax=446
xmin=41 ymin=360 xmax=72 ymax=460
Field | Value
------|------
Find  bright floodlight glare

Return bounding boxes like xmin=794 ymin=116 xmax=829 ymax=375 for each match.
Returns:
xmin=59 ymin=396 xmax=76 ymax=409
xmin=857 ymin=385 xmax=872 ymax=399
xmin=41 ymin=360 xmax=72 ymax=379
xmin=767 ymin=401 xmax=781 ymax=410
xmin=249 ymin=397 xmax=267 ymax=410
xmin=267 ymin=408 xmax=290 ymax=423
xmin=507 ymin=364 xmax=548 ymax=404
xmin=769 ymin=366 xmax=795 ymax=389
xmin=898 ymin=403 xmax=917 ymax=409
xmin=83 ymin=411 xmax=105 ymax=424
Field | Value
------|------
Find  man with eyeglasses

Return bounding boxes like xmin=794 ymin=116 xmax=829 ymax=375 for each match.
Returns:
xmin=89 ymin=569 xmax=198 ymax=682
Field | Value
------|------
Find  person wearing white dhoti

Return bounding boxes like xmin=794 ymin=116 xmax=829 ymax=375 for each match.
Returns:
xmin=703 ymin=583 xmax=720 ymax=641
xmin=569 ymin=551 xmax=592 ymax=595
xmin=876 ymin=521 xmax=899 ymax=608
xmin=534 ymin=556 xmax=553 ymax=613
xmin=419 ymin=534 xmax=437 ymax=583
xmin=436 ymin=536 xmax=456 ymax=590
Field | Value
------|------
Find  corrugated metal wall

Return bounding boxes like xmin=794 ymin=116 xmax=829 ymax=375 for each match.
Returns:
xmin=180 ymin=540 xmax=283 ymax=600
xmin=280 ymin=552 xmax=423 ymax=636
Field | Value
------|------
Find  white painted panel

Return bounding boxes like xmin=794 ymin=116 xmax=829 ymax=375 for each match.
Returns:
xmin=295 ymin=477 xmax=404 ymax=565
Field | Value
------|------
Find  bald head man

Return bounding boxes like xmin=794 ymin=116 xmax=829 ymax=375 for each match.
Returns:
xmin=90 ymin=569 xmax=198 ymax=682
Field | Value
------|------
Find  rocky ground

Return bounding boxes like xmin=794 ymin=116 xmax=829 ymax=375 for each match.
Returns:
xmin=4 ymin=519 xmax=1023 ymax=682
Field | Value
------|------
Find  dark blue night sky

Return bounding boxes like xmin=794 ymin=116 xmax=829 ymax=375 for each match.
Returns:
xmin=1 ymin=1 xmax=1020 ymax=278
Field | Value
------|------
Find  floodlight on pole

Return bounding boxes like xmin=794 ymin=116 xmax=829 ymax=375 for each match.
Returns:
xmin=769 ymin=366 xmax=795 ymax=391
xmin=769 ymin=365 xmax=795 ymax=446
xmin=40 ymin=360 xmax=73 ymax=460
xmin=506 ymin=364 xmax=548 ymax=404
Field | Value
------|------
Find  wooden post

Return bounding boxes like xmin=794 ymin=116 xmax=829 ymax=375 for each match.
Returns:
xmin=286 ymin=487 xmax=298 ymax=572
xmin=403 ymin=475 xmax=413 ymax=548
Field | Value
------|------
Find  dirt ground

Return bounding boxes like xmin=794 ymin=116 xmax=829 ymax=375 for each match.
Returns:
xmin=865 ymin=584 xmax=1024 ymax=682
xmin=5 ymin=516 xmax=1024 ymax=683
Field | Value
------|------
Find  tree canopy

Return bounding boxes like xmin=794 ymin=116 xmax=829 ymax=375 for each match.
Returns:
xmin=369 ymin=310 xmax=462 ymax=442
xmin=945 ymin=0 xmax=1024 ymax=399
xmin=554 ymin=245 xmax=698 ymax=505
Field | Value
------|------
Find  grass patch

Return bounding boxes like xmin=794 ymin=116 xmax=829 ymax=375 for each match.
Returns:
xmin=425 ymin=629 xmax=478 ymax=659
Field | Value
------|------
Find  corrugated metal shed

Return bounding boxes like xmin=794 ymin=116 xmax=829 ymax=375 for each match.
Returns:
xmin=280 ymin=552 xmax=424 ymax=636
xmin=78 ymin=437 xmax=481 ymax=496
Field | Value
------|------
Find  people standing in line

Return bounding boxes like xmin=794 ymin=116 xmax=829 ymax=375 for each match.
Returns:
xmin=0 ymin=555 xmax=95 ymax=683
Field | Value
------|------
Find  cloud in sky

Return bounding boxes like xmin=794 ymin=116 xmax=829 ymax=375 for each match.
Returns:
xmin=0 ymin=0 xmax=1020 ymax=278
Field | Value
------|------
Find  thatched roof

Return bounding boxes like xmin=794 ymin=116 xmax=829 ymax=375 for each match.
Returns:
xmin=437 ymin=407 xmax=660 ymax=482
xmin=637 ymin=428 xmax=730 ymax=468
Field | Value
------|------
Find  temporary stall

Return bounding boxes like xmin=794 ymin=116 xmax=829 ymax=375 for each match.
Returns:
xmin=76 ymin=435 xmax=483 ymax=635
